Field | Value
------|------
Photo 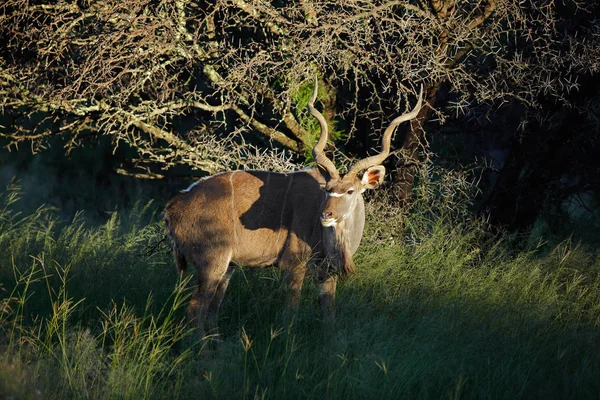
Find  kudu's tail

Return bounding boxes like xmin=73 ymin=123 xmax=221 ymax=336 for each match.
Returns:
xmin=164 ymin=214 xmax=188 ymax=274
xmin=172 ymin=239 xmax=188 ymax=274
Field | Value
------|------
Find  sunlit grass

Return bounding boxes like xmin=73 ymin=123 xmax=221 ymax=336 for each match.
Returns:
xmin=0 ymin=181 xmax=599 ymax=399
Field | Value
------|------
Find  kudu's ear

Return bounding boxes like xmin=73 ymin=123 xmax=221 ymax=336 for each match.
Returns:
xmin=360 ymin=165 xmax=386 ymax=190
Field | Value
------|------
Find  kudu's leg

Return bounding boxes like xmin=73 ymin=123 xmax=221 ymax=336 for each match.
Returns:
xmin=188 ymin=252 xmax=231 ymax=342
xmin=317 ymin=275 xmax=338 ymax=326
xmin=282 ymin=264 xmax=306 ymax=311
xmin=206 ymin=265 xmax=236 ymax=340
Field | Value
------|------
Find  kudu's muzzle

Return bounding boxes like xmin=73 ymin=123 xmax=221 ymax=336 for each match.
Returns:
xmin=320 ymin=211 xmax=337 ymax=227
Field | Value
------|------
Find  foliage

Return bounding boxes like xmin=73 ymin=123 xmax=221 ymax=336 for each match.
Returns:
xmin=1 ymin=0 xmax=598 ymax=179
xmin=1 ymin=175 xmax=599 ymax=399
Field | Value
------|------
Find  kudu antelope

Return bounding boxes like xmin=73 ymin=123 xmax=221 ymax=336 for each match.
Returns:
xmin=165 ymin=79 xmax=423 ymax=340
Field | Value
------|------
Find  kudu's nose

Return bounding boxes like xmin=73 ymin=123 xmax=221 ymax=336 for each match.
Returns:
xmin=320 ymin=211 xmax=337 ymax=227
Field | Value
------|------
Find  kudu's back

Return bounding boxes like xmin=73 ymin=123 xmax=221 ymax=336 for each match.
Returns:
xmin=164 ymin=169 xmax=328 ymax=273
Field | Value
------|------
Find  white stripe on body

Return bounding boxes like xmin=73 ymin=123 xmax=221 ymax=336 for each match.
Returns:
xmin=180 ymin=172 xmax=227 ymax=193
xmin=230 ymin=172 xmax=238 ymax=243
xmin=276 ymin=173 xmax=293 ymax=245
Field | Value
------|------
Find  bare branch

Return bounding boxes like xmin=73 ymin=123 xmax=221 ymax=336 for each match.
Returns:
xmin=0 ymin=0 xmax=596 ymax=179
xmin=230 ymin=104 xmax=303 ymax=152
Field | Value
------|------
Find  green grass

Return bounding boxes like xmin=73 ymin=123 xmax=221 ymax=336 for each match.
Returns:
xmin=0 ymin=181 xmax=599 ymax=399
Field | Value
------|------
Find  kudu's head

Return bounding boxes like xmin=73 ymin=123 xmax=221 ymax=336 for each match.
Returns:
xmin=307 ymin=78 xmax=423 ymax=228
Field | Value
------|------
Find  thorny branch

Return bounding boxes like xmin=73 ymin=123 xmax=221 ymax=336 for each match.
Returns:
xmin=0 ymin=0 xmax=597 ymax=177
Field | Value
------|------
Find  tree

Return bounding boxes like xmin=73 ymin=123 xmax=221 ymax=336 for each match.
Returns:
xmin=1 ymin=0 xmax=598 ymax=203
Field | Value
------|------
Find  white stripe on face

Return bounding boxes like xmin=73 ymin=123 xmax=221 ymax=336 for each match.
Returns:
xmin=328 ymin=192 xmax=344 ymax=197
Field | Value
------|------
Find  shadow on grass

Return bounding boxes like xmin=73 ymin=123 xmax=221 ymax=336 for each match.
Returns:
xmin=1 ymin=182 xmax=599 ymax=399
xmin=173 ymin=254 xmax=600 ymax=400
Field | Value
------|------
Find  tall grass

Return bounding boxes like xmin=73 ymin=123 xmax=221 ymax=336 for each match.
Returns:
xmin=1 ymin=179 xmax=599 ymax=399
xmin=0 ymin=181 xmax=193 ymax=398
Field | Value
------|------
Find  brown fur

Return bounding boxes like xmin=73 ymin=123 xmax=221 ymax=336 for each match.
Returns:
xmin=164 ymin=168 xmax=369 ymax=340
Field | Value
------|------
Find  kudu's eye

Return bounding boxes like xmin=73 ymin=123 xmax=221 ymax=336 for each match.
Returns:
xmin=347 ymin=189 xmax=355 ymax=195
